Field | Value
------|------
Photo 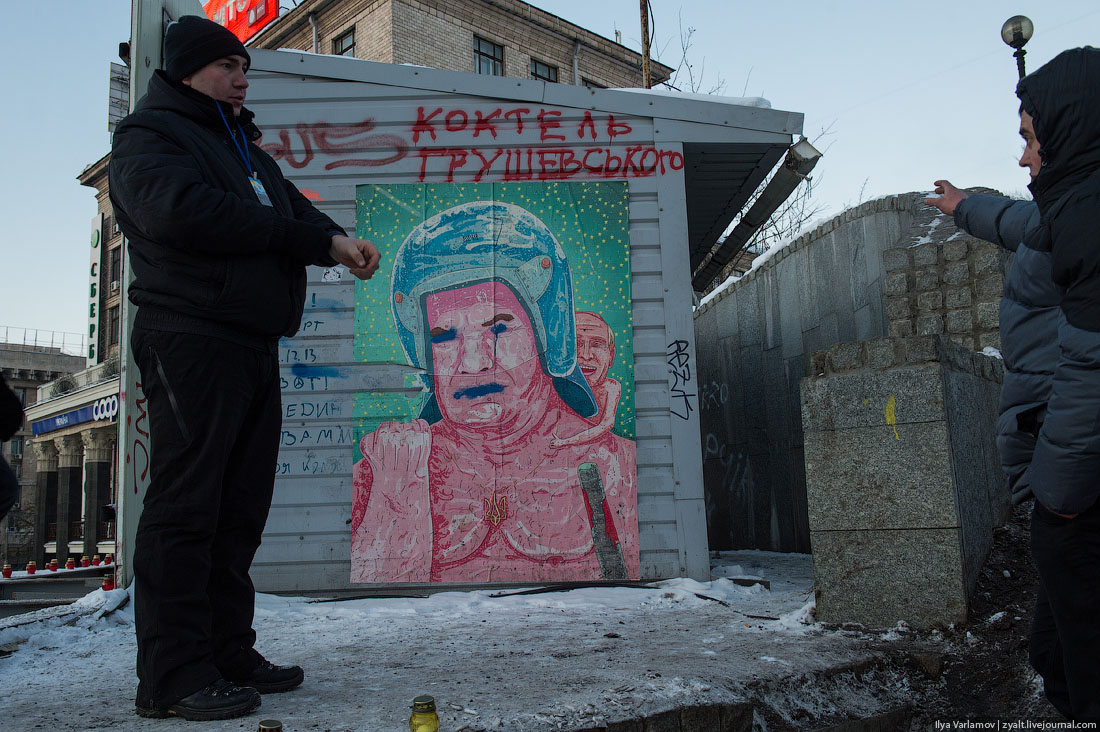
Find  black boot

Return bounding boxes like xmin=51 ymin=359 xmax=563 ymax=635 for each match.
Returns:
xmin=136 ymin=678 xmax=261 ymax=721
xmin=228 ymin=660 xmax=304 ymax=693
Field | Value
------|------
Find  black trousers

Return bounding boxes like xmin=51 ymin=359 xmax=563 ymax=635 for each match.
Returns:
xmin=1029 ymin=498 xmax=1100 ymax=722
xmin=132 ymin=328 xmax=282 ymax=709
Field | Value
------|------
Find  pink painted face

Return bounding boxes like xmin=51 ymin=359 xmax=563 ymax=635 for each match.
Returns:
xmin=575 ymin=312 xmax=615 ymax=386
xmin=426 ymin=281 xmax=545 ymax=428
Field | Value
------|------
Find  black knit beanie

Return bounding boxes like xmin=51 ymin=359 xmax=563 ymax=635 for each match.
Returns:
xmin=165 ymin=15 xmax=251 ymax=83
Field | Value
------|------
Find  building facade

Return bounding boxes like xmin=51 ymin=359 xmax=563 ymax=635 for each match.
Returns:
xmin=251 ymin=0 xmax=670 ymax=89
xmin=0 ymin=339 xmax=85 ymax=568
xmin=25 ymin=0 xmax=671 ymax=570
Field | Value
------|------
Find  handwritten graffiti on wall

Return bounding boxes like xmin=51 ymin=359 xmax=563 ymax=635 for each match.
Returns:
xmin=261 ymin=117 xmax=408 ymax=170
xmin=667 ymin=340 xmax=696 ymax=420
xmin=350 ymin=182 xmax=638 ymax=585
xmin=700 ymin=380 xmax=729 ymax=412
xmin=703 ymin=431 xmax=749 ymax=498
xmin=259 ymin=105 xmax=684 ymax=184
xmin=411 ymin=106 xmax=684 ymax=183
xmin=124 ymin=383 xmax=150 ymax=495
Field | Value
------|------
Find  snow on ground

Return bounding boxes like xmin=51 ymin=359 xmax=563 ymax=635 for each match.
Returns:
xmin=0 ymin=552 xmax=887 ymax=731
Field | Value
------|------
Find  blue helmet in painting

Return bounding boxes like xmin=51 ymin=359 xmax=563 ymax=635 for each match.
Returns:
xmin=390 ymin=200 xmax=597 ymax=423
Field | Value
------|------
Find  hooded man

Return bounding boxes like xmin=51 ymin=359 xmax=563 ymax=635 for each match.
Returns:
xmin=1012 ymin=47 xmax=1100 ymax=722
xmin=109 ymin=15 xmax=380 ymax=721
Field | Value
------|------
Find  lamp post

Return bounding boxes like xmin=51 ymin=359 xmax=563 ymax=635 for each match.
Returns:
xmin=1001 ymin=15 xmax=1034 ymax=80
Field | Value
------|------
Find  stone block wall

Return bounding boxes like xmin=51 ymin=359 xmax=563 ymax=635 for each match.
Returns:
xmin=694 ymin=195 xmax=920 ymax=553
xmin=882 ymin=200 xmax=1011 ymax=352
xmin=694 ymin=193 xmax=1014 ymax=554
xmin=802 ymin=336 xmax=1005 ymax=628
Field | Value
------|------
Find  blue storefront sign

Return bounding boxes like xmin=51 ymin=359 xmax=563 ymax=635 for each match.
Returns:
xmin=32 ymin=395 xmax=119 ymax=436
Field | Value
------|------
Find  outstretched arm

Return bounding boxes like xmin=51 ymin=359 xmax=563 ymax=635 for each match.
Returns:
xmin=925 ymin=179 xmax=1038 ymax=253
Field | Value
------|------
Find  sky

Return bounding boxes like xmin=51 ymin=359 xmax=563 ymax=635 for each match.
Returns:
xmin=1 ymin=1 xmax=1097 ymax=339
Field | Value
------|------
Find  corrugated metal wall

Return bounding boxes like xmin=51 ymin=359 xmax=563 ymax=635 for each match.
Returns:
xmin=243 ymin=52 xmax=707 ymax=591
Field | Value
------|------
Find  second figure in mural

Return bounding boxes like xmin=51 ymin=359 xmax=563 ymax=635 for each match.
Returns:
xmin=351 ymin=200 xmax=639 ymax=583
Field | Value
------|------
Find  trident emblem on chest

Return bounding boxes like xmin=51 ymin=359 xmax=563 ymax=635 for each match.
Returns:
xmin=483 ymin=489 xmax=507 ymax=526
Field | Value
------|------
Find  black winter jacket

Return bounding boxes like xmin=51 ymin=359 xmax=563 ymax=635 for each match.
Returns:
xmin=109 ymin=71 xmax=344 ymax=345
xmin=954 ymin=195 xmax=1058 ymax=504
xmin=1015 ymin=47 xmax=1100 ymax=514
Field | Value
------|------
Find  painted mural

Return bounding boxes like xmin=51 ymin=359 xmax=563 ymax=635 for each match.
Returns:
xmin=350 ymin=182 xmax=637 ymax=584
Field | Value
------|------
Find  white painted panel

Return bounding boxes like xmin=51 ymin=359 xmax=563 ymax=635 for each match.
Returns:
xmin=271 ymin=480 xmax=350 ymax=506
xmin=278 ymin=341 xmax=354 ymax=366
xmin=635 ymin=384 xmax=672 ymax=410
xmin=637 ymin=465 xmax=676 ymax=484
xmin=640 ymin=554 xmax=680 ymax=580
xmin=254 ymin=534 xmax=349 ymax=565
xmin=280 ymin=396 xmax=356 ymax=421
xmin=655 ymin=141 xmax=710 ymax=580
xmin=277 ymin=363 xmax=420 ymax=393
xmin=629 ymin=248 xmax=664 ymax=275
xmin=303 ymin=283 xmax=354 ymax=306
xmin=275 ymin=448 xmax=352 ymax=478
xmin=634 ymin=414 xmax=673 ymax=440
xmin=633 ymin=329 xmax=672 ymax=356
xmin=631 ymin=303 xmax=668 ymax=328
xmin=636 ymin=442 xmax=674 ymax=469
xmin=280 ymin=423 xmax=358 ymax=449
xmin=638 ymin=520 xmax=679 ymax=552
xmin=265 ymin=503 xmax=352 ymax=534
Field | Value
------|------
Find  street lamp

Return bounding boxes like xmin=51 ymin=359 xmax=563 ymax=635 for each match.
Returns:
xmin=1001 ymin=15 xmax=1034 ymax=80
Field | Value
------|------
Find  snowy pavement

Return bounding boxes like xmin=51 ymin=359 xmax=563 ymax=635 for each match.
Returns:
xmin=0 ymin=551 xmax=910 ymax=731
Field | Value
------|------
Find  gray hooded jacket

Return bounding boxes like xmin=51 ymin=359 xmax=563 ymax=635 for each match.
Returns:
xmin=953 ymin=195 xmax=1059 ymax=504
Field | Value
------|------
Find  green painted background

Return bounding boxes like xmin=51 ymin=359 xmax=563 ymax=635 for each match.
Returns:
xmin=352 ymin=181 xmax=634 ymax=449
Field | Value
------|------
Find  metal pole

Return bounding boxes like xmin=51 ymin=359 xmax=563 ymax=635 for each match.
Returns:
xmin=639 ymin=0 xmax=651 ymax=88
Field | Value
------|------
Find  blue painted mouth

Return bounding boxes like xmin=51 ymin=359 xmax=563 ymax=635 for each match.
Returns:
xmin=453 ymin=383 xmax=504 ymax=400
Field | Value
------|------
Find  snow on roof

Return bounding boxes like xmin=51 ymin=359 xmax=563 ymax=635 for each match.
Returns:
xmin=612 ymin=86 xmax=772 ymax=109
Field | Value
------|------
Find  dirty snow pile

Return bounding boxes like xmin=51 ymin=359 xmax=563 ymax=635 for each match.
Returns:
xmin=0 ymin=551 xmax=892 ymax=731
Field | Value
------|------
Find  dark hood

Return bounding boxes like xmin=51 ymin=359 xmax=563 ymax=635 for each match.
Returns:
xmin=137 ymin=70 xmax=262 ymax=142
xmin=1016 ymin=47 xmax=1100 ymax=212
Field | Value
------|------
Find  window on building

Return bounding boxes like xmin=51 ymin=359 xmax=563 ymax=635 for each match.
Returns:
xmin=109 ymin=246 xmax=121 ymax=286
xmin=109 ymin=306 xmax=121 ymax=347
xmin=474 ymin=36 xmax=504 ymax=76
xmin=333 ymin=28 xmax=355 ymax=57
xmin=10 ymin=438 xmax=22 ymax=459
xmin=530 ymin=59 xmax=558 ymax=83
xmin=582 ymin=78 xmax=607 ymax=89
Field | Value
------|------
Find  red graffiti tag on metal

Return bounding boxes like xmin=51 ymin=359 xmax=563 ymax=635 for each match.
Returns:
xmin=261 ymin=118 xmax=409 ymax=171
xmin=262 ymin=106 xmax=683 ymax=183
xmin=409 ymin=105 xmax=683 ymax=183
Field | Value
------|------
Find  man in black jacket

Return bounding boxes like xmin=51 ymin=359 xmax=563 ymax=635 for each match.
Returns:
xmin=1012 ymin=47 xmax=1100 ymax=722
xmin=109 ymin=16 xmax=380 ymax=721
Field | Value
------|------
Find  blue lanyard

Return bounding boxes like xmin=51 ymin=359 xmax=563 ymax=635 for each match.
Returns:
xmin=217 ymin=103 xmax=252 ymax=175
